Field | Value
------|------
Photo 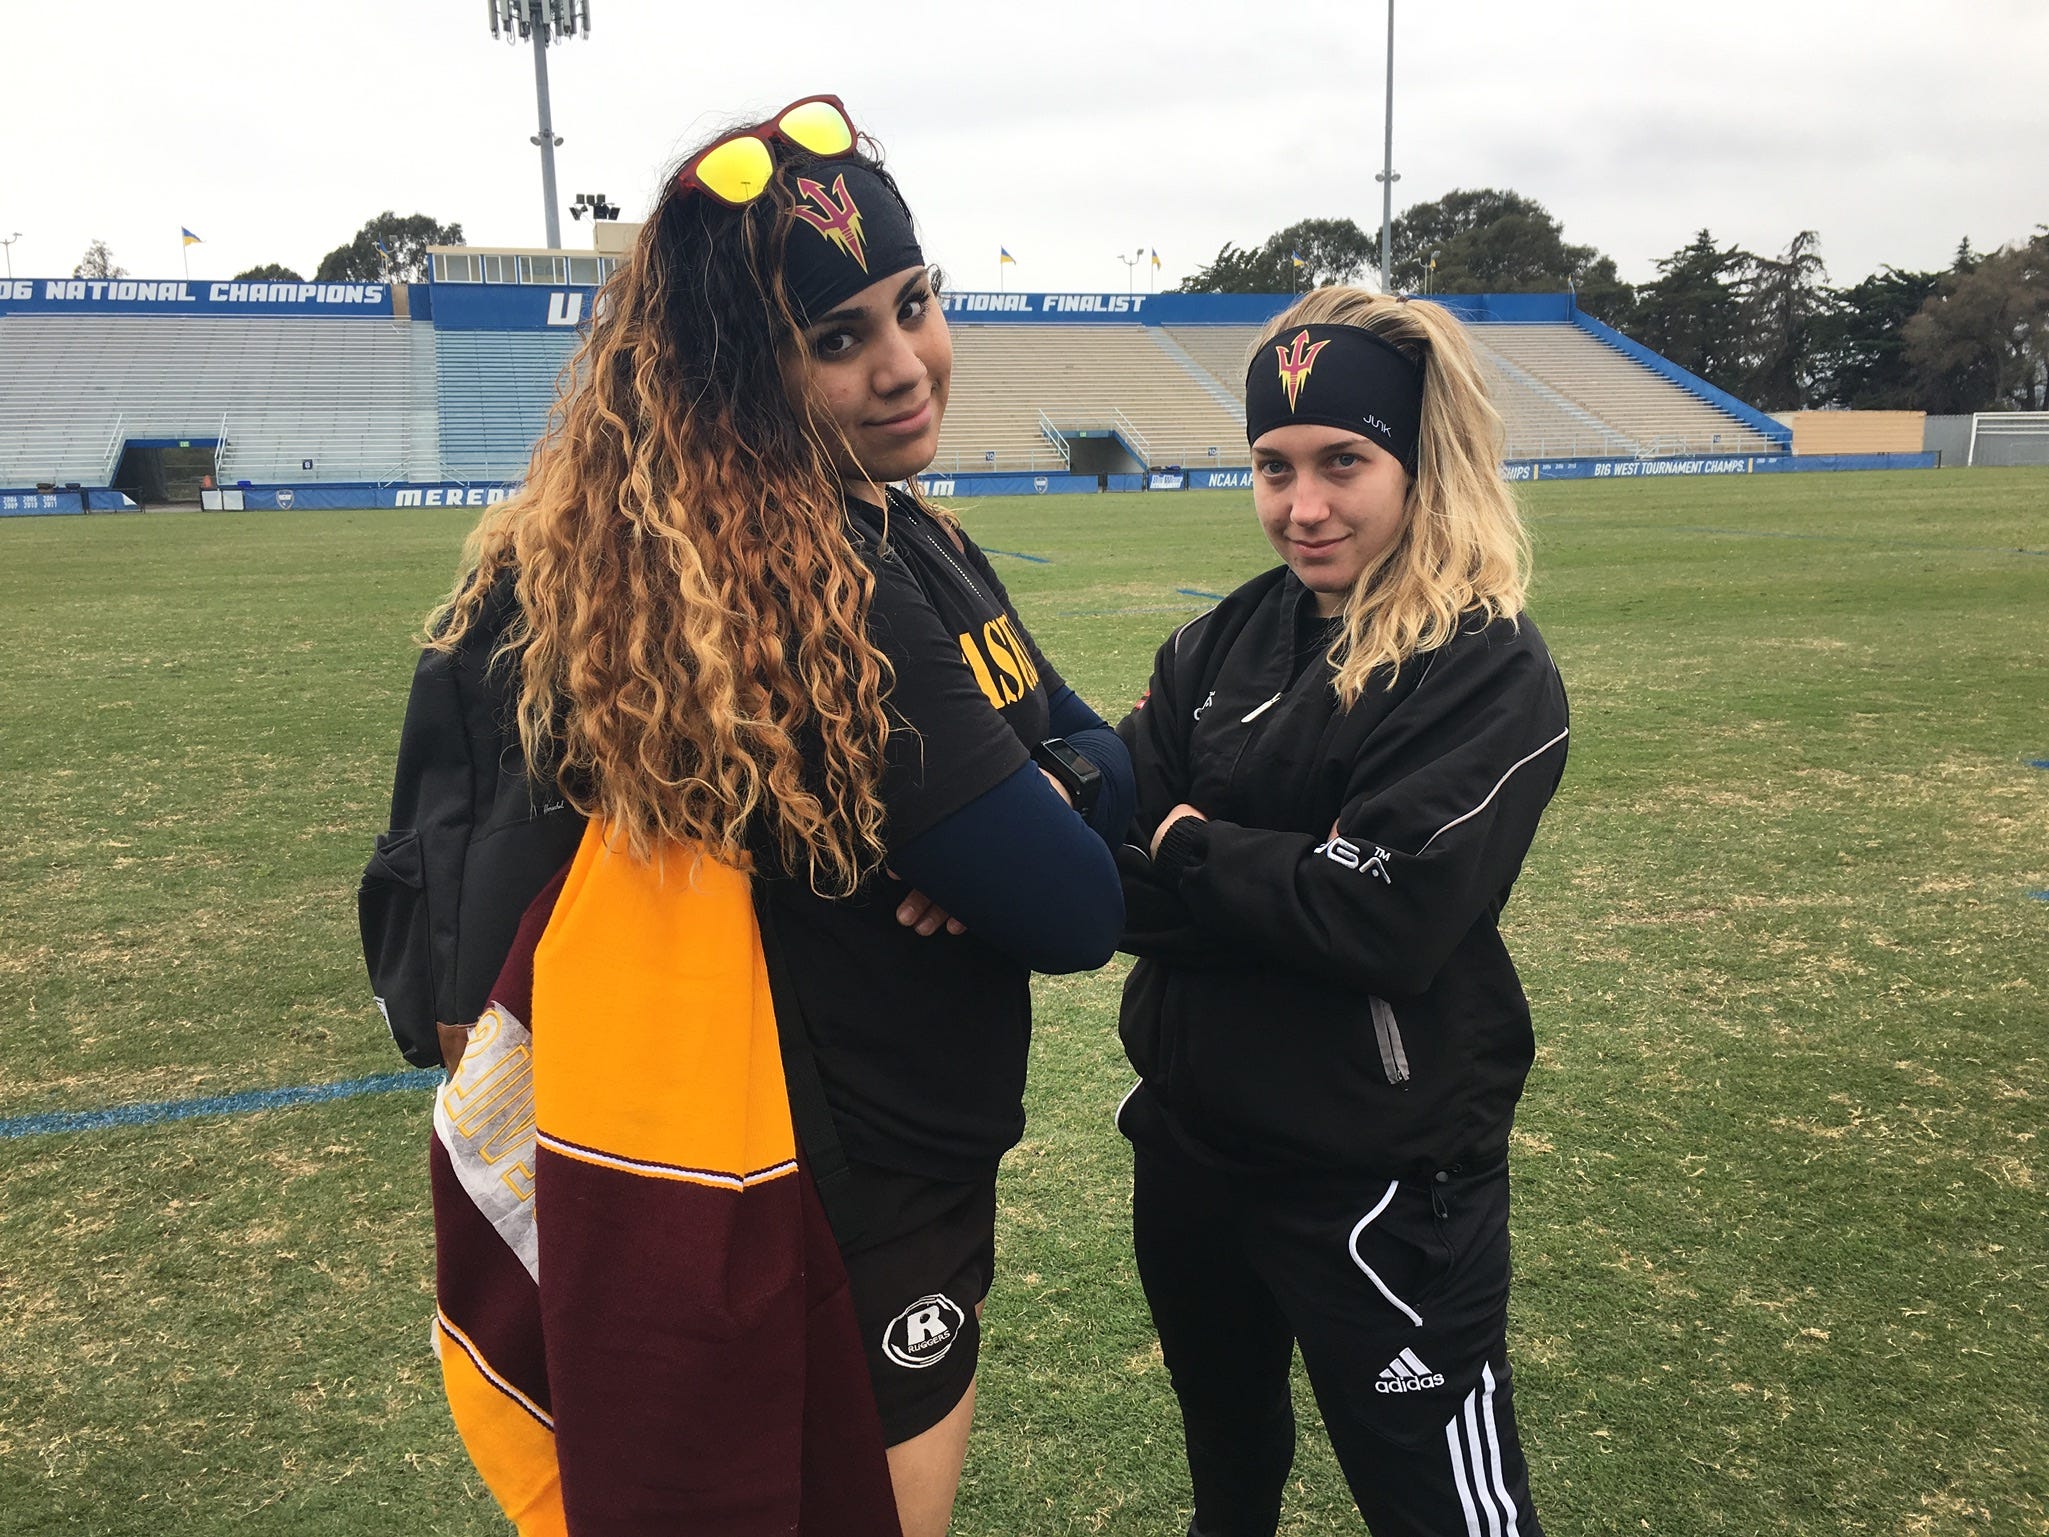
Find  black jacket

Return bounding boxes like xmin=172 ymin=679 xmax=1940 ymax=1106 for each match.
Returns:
xmin=358 ymin=577 xmax=586 ymax=1068
xmin=1115 ymin=567 xmax=1569 ymax=1178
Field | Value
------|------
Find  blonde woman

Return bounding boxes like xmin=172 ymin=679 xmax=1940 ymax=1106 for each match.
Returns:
xmin=1114 ymin=288 xmax=1569 ymax=1536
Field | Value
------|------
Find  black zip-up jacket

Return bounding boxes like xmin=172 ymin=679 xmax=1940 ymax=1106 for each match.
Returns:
xmin=1115 ymin=567 xmax=1569 ymax=1178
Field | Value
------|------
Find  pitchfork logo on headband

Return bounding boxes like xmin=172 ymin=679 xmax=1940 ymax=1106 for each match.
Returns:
xmin=792 ymin=174 xmax=870 ymax=272
xmin=1274 ymin=330 xmax=1331 ymax=411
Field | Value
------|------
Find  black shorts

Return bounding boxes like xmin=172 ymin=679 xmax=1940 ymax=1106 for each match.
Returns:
xmin=838 ymin=1160 xmax=997 ymax=1446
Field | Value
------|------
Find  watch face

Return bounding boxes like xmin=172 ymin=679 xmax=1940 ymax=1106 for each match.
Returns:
xmin=1034 ymin=739 xmax=1102 ymax=814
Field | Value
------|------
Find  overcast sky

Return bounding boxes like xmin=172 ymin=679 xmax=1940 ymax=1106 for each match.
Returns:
xmin=7 ymin=0 xmax=2045 ymax=295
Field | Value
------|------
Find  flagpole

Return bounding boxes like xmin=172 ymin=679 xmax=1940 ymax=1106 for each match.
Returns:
xmin=183 ymin=243 xmax=189 ymax=281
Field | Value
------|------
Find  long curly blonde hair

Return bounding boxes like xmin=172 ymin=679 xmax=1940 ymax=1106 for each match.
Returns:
xmin=1255 ymin=288 xmax=1531 ymax=704
xmin=426 ymin=140 xmax=913 ymax=894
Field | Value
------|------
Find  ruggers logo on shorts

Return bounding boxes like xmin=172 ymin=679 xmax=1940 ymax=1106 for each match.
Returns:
xmin=884 ymin=1293 xmax=966 ymax=1369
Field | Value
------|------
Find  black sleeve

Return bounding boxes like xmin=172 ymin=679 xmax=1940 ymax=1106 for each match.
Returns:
xmin=1116 ymin=611 xmax=1212 ymax=844
xmin=1156 ymin=624 xmax=1569 ymax=997
xmin=957 ymin=534 xmax=1067 ymax=700
xmin=889 ymin=762 xmax=1122 ymax=974
xmin=1111 ymin=616 xmax=1218 ymax=959
xmin=866 ymin=542 xmax=1034 ymax=850
xmin=1046 ymin=685 xmax=1137 ymax=846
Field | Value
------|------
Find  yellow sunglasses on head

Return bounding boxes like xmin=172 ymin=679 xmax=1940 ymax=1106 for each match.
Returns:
xmin=675 ymin=94 xmax=857 ymax=207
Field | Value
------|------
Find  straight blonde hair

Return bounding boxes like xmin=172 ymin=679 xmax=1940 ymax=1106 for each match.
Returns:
xmin=1255 ymin=288 xmax=1531 ymax=705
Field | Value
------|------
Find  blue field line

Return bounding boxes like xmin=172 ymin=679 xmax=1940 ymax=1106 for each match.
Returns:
xmin=2031 ymin=891 xmax=2049 ymax=903
xmin=2028 ymin=759 xmax=2049 ymax=770
xmin=1177 ymin=587 xmax=1226 ymax=601
xmin=0 ymin=1070 xmax=437 ymax=1141
xmin=981 ymin=548 xmax=1052 ymax=564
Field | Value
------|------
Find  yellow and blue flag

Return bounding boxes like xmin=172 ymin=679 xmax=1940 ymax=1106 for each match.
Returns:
xmin=1150 ymin=248 xmax=1161 ymax=269
xmin=999 ymin=247 xmax=1017 ymax=266
xmin=1289 ymin=249 xmax=1306 ymax=269
xmin=181 ymin=228 xmax=202 ymax=247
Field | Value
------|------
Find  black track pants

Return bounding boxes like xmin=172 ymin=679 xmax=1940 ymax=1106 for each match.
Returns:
xmin=1132 ymin=1138 xmax=1543 ymax=1537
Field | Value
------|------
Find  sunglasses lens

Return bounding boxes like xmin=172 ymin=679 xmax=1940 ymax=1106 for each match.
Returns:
xmin=693 ymin=135 xmax=775 ymax=204
xmin=778 ymin=99 xmax=854 ymax=156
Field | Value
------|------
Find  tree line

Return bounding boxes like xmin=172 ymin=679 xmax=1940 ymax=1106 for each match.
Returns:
xmin=72 ymin=211 xmax=465 ymax=289
xmin=1176 ymin=191 xmax=2049 ymax=415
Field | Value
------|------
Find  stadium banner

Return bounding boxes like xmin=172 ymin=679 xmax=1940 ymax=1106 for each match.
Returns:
xmin=225 ymin=482 xmax=522 ymax=510
xmin=1190 ymin=468 xmax=1254 ymax=490
xmin=939 ymin=292 xmax=1293 ymax=327
xmin=917 ymin=470 xmax=1107 ymax=497
xmin=1498 ymin=452 xmax=1936 ymax=482
xmin=0 ymin=277 xmax=393 ymax=317
xmin=429 ymin=282 xmax=598 ymax=331
xmin=1750 ymin=452 xmax=1937 ymax=474
xmin=0 ymin=489 xmax=85 ymax=515
xmin=1147 ymin=470 xmax=1188 ymax=491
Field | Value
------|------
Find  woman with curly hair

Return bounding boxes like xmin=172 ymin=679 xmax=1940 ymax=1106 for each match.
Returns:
xmin=376 ymin=96 xmax=1129 ymax=1536
xmin=1114 ymin=288 xmax=1569 ymax=1536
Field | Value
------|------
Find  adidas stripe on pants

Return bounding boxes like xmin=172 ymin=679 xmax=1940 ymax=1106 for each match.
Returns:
xmin=1131 ymin=1139 xmax=1542 ymax=1537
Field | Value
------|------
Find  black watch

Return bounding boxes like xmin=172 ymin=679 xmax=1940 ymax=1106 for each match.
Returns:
xmin=1031 ymin=737 xmax=1103 ymax=818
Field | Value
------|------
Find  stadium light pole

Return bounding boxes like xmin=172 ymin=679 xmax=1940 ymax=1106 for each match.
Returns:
xmin=491 ymin=2 xmax=592 ymax=251
xmin=1117 ymin=248 xmax=1143 ymax=295
xmin=0 ymin=233 xmax=20 ymax=279
xmin=1374 ymin=0 xmax=1399 ymax=292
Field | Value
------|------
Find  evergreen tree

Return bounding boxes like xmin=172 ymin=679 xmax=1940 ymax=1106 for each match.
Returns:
xmin=1387 ymin=188 xmax=1634 ymax=324
xmin=1175 ymin=219 xmax=1375 ymax=294
xmin=1738 ymin=231 xmax=1830 ymax=410
xmin=73 ymin=240 xmax=126 ymax=279
xmin=1809 ymin=266 xmax=1941 ymax=408
xmin=315 ymin=212 xmax=464 ymax=283
xmin=1629 ymin=230 xmax=1752 ymax=394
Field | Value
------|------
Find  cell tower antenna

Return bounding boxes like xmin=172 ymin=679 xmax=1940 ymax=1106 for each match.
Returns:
xmin=489 ymin=1 xmax=592 ymax=250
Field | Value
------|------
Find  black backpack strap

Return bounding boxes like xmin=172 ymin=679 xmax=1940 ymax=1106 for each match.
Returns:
xmin=750 ymin=882 xmax=858 ymax=1248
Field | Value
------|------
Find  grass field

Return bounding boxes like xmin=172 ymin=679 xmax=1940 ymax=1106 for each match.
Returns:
xmin=2 ymin=471 xmax=2045 ymax=1535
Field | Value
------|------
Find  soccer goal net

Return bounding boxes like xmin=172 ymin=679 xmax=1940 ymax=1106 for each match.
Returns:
xmin=1967 ymin=412 xmax=2049 ymax=467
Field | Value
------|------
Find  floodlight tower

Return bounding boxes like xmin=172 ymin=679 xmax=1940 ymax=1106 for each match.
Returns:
xmin=490 ymin=1 xmax=592 ymax=250
xmin=1375 ymin=0 xmax=1398 ymax=292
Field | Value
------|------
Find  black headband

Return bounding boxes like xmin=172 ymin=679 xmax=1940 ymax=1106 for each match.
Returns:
xmin=783 ymin=162 xmax=925 ymax=322
xmin=1244 ymin=323 xmax=1424 ymax=472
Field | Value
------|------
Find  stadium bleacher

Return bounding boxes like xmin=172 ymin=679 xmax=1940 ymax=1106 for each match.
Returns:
xmin=1480 ymin=324 xmax=1777 ymax=456
xmin=434 ymin=329 xmax=578 ymax=482
xmin=934 ymin=326 xmax=1249 ymax=473
xmin=1155 ymin=320 xmax=1759 ymax=461
xmin=1 ymin=271 xmax=1817 ymax=508
xmin=0 ymin=313 xmax=423 ymax=487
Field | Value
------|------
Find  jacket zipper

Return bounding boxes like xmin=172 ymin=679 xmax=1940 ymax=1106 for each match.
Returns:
xmin=1240 ymin=691 xmax=1283 ymax=723
xmin=904 ymin=504 xmax=991 ymax=607
xmin=1369 ymin=996 xmax=1411 ymax=1085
